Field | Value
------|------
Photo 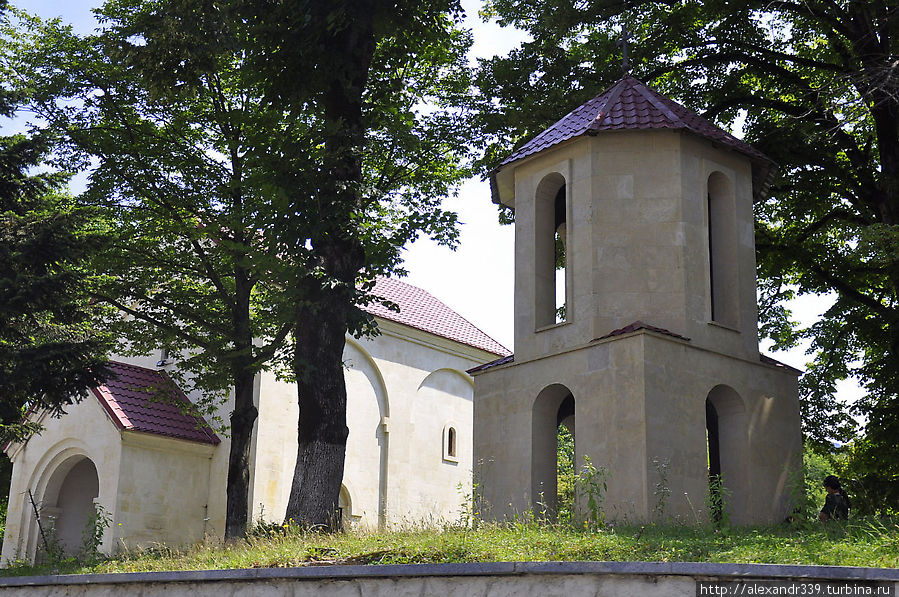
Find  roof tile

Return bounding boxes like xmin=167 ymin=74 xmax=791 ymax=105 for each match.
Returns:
xmin=362 ymin=277 xmax=510 ymax=357
xmin=594 ymin=320 xmax=691 ymax=342
xmin=92 ymin=361 xmax=220 ymax=445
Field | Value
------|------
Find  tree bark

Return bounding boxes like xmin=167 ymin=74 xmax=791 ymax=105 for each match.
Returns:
xmin=284 ymin=292 xmax=352 ymax=529
xmin=224 ymin=265 xmax=257 ymax=539
xmin=225 ymin=370 xmax=257 ymax=538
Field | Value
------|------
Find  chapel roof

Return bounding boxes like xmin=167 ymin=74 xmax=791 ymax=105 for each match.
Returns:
xmin=92 ymin=361 xmax=220 ymax=445
xmin=363 ymin=276 xmax=510 ymax=357
xmin=494 ymin=75 xmax=775 ymax=201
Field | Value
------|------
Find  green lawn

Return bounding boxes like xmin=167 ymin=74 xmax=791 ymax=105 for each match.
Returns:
xmin=2 ymin=518 xmax=897 ymax=577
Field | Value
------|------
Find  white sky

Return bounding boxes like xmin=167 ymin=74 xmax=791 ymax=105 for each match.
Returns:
xmin=14 ymin=0 xmax=864 ymax=409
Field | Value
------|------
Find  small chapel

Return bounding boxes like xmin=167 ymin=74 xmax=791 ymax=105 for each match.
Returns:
xmin=469 ymin=75 xmax=802 ymax=525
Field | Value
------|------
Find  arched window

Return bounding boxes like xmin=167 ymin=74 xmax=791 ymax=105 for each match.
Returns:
xmin=707 ymin=172 xmax=739 ymax=328
xmin=535 ymin=173 xmax=568 ymax=328
xmin=443 ymin=425 xmax=458 ymax=462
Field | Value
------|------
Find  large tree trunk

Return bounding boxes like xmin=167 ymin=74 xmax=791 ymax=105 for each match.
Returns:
xmin=224 ymin=266 xmax=257 ymax=539
xmin=284 ymin=292 xmax=352 ymax=529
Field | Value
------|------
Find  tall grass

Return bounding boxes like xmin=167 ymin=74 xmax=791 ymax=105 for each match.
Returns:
xmin=2 ymin=516 xmax=897 ymax=578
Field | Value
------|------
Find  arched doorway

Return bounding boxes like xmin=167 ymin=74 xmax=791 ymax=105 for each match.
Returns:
xmin=705 ymin=385 xmax=749 ymax=523
xmin=532 ymin=384 xmax=575 ymax=518
xmin=40 ymin=456 xmax=100 ymax=556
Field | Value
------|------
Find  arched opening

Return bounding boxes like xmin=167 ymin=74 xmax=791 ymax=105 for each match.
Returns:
xmin=532 ymin=384 xmax=575 ymax=518
xmin=40 ymin=456 xmax=99 ymax=556
xmin=705 ymin=385 xmax=750 ymax=523
xmin=707 ymin=172 xmax=739 ymax=328
xmin=535 ymin=173 xmax=568 ymax=328
xmin=343 ymin=338 xmax=390 ymax=529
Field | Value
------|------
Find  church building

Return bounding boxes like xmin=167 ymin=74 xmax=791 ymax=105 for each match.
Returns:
xmin=2 ymin=277 xmax=508 ymax=562
xmin=2 ymin=73 xmax=804 ymax=564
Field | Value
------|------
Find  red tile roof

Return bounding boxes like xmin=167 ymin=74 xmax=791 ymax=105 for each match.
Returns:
xmin=497 ymin=76 xmax=775 ymax=201
xmin=92 ymin=361 xmax=220 ymax=445
xmin=760 ymin=354 xmax=803 ymax=374
xmin=362 ymin=277 xmax=510 ymax=357
xmin=594 ymin=320 xmax=691 ymax=342
xmin=467 ymin=354 xmax=514 ymax=374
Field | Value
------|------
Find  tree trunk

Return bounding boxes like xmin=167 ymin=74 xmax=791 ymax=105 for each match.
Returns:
xmin=224 ymin=262 xmax=256 ymax=539
xmin=225 ymin=370 xmax=257 ymax=538
xmin=284 ymin=294 xmax=351 ymax=529
xmin=282 ymin=0 xmax=375 ymax=531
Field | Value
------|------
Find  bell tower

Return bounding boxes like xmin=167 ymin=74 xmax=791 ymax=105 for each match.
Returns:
xmin=473 ymin=76 xmax=801 ymax=525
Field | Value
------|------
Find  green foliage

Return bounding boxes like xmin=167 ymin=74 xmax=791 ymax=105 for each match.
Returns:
xmin=79 ymin=504 xmax=111 ymax=565
xmin=0 ymin=129 xmax=112 ymax=443
xmin=556 ymin=425 xmax=575 ymax=524
xmin=707 ymin=475 xmax=732 ymax=529
xmin=575 ymin=456 xmax=608 ymax=531
xmin=473 ymin=0 xmax=899 ymax=514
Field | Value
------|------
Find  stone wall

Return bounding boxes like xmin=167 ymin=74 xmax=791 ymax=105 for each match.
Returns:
xmin=1 ymin=562 xmax=896 ymax=597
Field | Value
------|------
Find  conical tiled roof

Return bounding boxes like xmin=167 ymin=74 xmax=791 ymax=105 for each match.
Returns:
xmin=496 ymin=76 xmax=775 ymax=201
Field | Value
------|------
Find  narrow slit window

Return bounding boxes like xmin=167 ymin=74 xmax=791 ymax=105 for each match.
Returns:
xmin=707 ymin=172 xmax=739 ymax=328
xmin=443 ymin=425 xmax=458 ymax=462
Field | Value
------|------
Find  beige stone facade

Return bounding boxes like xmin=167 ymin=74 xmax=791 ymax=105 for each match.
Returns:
xmin=473 ymin=78 xmax=802 ymax=525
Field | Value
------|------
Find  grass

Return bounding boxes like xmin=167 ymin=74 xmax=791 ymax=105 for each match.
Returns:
xmin=2 ymin=517 xmax=897 ymax=578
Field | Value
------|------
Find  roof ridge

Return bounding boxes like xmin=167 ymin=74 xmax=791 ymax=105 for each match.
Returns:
xmin=631 ymin=80 xmax=687 ymax=128
xmin=587 ymin=77 xmax=629 ymax=132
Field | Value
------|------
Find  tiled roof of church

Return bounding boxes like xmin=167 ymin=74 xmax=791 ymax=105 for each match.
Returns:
xmin=363 ymin=277 xmax=510 ymax=357
xmin=501 ymin=75 xmax=770 ymax=167
xmin=92 ymin=361 xmax=220 ymax=445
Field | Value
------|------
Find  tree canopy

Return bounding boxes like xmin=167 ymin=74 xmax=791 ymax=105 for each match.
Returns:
xmin=0 ymin=2 xmax=111 ymax=444
xmin=473 ymin=0 xmax=898 ymax=511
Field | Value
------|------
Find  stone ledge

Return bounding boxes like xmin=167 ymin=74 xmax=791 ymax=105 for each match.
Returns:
xmin=2 ymin=561 xmax=897 ymax=588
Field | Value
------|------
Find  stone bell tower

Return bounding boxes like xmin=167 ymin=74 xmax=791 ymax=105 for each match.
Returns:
xmin=471 ymin=76 xmax=801 ymax=525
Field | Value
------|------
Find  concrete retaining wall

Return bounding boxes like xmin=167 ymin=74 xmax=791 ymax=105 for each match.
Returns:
xmin=1 ymin=561 xmax=897 ymax=596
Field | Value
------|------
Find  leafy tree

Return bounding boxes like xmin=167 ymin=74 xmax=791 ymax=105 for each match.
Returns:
xmin=0 ymin=5 xmax=111 ymax=444
xmin=233 ymin=0 xmax=470 ymax=529
xmin=5 ymin=3 xmax=292 ymax=538
xmin=473 ymin=0 xmax=899 ymax=511
xmin=4 ymin=0 xmax=470 ymax=534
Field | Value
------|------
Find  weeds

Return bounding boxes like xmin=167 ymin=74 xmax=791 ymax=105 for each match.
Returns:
xmin=576 ymin=456 xmax=609 ymax=531
xmin=708 ymin=475 xmax=732 ymax=529
xmin=652 ymin=457 xmax=671 ymax=522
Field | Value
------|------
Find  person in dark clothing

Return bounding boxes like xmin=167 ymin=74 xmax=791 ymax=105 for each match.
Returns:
xmin=819 ymin=475 xmax=850 ymax=521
